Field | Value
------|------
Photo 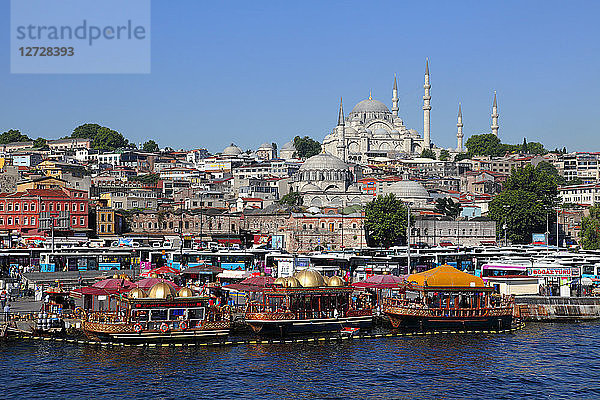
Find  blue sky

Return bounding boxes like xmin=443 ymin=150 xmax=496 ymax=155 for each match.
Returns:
xmin=1 ymin=1 xmax=599 ymax=153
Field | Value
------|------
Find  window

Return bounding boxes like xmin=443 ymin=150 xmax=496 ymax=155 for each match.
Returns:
xmin=101 ymin=214 xmax=106 ymax=222
xmin=73 ymin=204 xmax=77 ymax=212
xmin=56 ymin=204 xmax=61 ymax=211
xmin=80 ymin=217 xmax=85 ymax=225
xmin=108 ymin=214 xmax=112 ymax=222
xmin=49 ymin=203 xmax=53 ymax=211
xmin=80 ymin=203 xmax=85 ymax=212
xmin=0 ymin=204 xmax=3 ymax=211
xmin=14 ymin=203 xmax=19 ymax=211
xmin=14 ymin=218 xmax=19 ymax=225
xmin=23 ymin=203 xmax=28 ymax=211
xmin=73 ymin=217 xmax=77 ymax=225
xmin=108 ymin=225 xmax=112 ymax=232
xmin=100 ymin=224 xmax=105 ymax=233
xmin=7 ymin=203 xmax=12 ymax=211
xmin=31 ymin=217 xmax=35 ymax=225
xmin=7 ymin=217 xmax=12 ymax=225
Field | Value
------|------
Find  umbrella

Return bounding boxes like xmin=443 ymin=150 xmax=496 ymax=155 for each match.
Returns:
xmin=352 ymin=274 xmax=404 ymax=289
xmin=134 ymin=277 xmax=179 ymax=290
xmin=92 ymin=278 xmax=136 ymax=292
xmin=240 ymin=275 xmax=275 ymax=287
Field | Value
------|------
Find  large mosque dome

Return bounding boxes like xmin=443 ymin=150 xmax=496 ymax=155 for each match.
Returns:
xmin=351 ymin=98 xmax=390 ymax=113
xmin=299 ymin=152 xmax=348 ymax=172
xmin=223 ymin=143 xmax=243 ymax=156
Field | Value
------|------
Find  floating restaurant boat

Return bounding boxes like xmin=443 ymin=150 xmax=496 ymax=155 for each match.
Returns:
xmin=244 ymin=269 xmax=373 ymax=335
xmin=383 ymin=265 xmax=514 ymax=331
xmin=82 ymin=282 xmax=231 ymax=343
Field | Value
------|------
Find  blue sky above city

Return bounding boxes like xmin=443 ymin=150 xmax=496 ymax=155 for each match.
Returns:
xmin=1 ymin=0 xmax=599 ymax=153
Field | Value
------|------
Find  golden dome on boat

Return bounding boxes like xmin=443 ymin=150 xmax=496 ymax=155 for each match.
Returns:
xmin=407 ymin=265 xmax=485 ymax=288
xmin=112 ymin=274 xmax=119 ymax=279
xmin=273 ymin=277 xmax=287 ymax=286
xmin=148 ymin=282 xmax=176 ymax=299
xmin=119 ymin=274 xmax=130 ymax=281
xmin=294 ymin=269 xmax=326 ymax=287
xmin=177 ymin=287 xmax=194 ymax=298
xmin=328 ymin=276 xmax=345 ymax=287
xmin=284 ymin=276 xmax=301 ymax=287
xmin=127 ymin=288 xmax=147 ymax=299
xmin=150 ymin=273 xmax=158 ymax=278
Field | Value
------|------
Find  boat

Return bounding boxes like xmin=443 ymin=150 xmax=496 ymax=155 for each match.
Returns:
xmin=383 ymin=265 xmax=514 ymax=331
xmin=82 ymin=282 xmax=231 ymax=343
xmin=244 ymin=269 xmax=373 ymax=335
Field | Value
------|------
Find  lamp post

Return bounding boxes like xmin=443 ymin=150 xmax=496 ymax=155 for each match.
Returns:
xmin=406 ymin=202 xmax=412 ymax=273
xmin=556 ymin=207 xmax=560 ymax=250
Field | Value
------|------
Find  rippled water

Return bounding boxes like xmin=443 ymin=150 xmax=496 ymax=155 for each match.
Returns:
xmin=2 ymin=323 xmax=600 ymax=399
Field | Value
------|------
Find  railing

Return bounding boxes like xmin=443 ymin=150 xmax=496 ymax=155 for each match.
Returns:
xmin=383 ymin=298 xmax=513 ymax=318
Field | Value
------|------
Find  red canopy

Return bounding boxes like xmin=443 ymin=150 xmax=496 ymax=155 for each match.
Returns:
xmin=70 ymin=286 xmax=115 ymax=297
xmin=141 ymin=265 xmax=181 ymax=277
xmin=240 ymin=275 xmax=275 ymax=287
xmin=92 ymin=278 xmax=136 ymax=292
xmin=352 ymin=274 xmax=404 ymax=289
xmin=222 ymin=283 xmax=263 ymax=292
xmin=134 ymin=278 xmax=179 ymax=290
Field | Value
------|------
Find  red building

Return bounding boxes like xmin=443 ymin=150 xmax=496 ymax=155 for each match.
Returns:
xmin=0 ymin=188 xmax=89 ymax=236
xmin=358 ymin=176 xmax=402 ymax=197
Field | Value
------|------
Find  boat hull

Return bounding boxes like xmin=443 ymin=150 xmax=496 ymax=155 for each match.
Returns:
xmin=83 ymin=321 xmax=230 ymax=343
xmin=383 ymin=306 xmax=513 ymax=331
xmin=245 ymin=314 xmax=373 ymax=336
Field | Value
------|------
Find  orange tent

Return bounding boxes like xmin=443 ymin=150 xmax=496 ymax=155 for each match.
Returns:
xmin=406 ymin=265 xmax=486 ymax=289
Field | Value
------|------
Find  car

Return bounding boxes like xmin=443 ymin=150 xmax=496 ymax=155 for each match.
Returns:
xmin=439 ymin=241 xmax=454 ymax=247
xmin=410 ymin=242 xmax=429 ymax=249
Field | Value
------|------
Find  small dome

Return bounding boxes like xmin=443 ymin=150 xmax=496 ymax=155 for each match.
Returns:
xmin=177 ymin=287 xmax=194 ymax=297
xmin=149 ymin=273 xmax=158 ymax=278
xmin=281 ymin=141 xmax=295 ymax=151
xmin=284 ymin=276 xmax=301 ymax=287
xmin=387 ymin=180 xmax=430 ymax=200
xmin=223 ymin=143 xmax=243 ymax=156
xmin=148 ymin=282 xmax=176 ymax=299
xmin=295 ymin=269 xmax=326 ymax=287
xmin=299 ymin=152 xmax=347 ymax=171
xmin=351 ymin=98 xmax=390 ymax=113
xmin=112 ymin=274 xmax=119 ymax=279
xmin=274 ymin=277 xmax=287 ymax=286
xmin=328 ymin=276 xmax=345 ymax=287
xmin=258 ymin=143 xmax=273 ymax=150
xmin=127 ymin=288 xmax=147 ymax=299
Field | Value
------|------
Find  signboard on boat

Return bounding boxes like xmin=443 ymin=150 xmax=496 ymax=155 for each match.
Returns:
xmin=275 ymin=257 xmax=294 ymax=277
xmin=527 ymin=267 xmax=580 ymax=278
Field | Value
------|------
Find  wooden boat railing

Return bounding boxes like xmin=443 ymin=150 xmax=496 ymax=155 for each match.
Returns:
xmin=383 ymin=298 xmax=513 ymax=318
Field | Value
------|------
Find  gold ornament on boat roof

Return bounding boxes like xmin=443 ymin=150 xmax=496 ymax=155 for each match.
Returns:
xmin=328 ymin=276 xmax=345 ymax=287
xmin=177 ymin=287 xmax=194 ymax=298
xmin=294 ymin=269 xmax=326 ymax=287
xmin=284 ymin=276 xmax=301 ymax=287
xmin=148 ymin=282 xmax=176 ymax=299
xmin=150 ymin=273 xmax=158 ymax=278
xmin=127 ymin=288 xmax=147 ymax=299
xmin=273 ymin=277 xmax=286 ymax=286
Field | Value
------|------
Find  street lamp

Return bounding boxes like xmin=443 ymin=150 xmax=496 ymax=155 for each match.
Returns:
xmin=406 ymin=202 xmax=412 ymax=273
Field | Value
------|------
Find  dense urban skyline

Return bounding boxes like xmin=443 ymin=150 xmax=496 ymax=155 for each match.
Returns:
xmin=1 ymin=1 xmax=598 ymax=153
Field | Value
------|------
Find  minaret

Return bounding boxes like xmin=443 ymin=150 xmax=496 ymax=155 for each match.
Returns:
xmin=422 ymin=59 xmax=431 ymax=149
xmin=392 ymin=74 xmax=399 ymax=117
xmin=336 ymin=97 xmax=346 ymax=162
xmin=456 ymin=103 xmax=464 ymax=152
xmin=491 ymin=91 xmax=499 ymax=136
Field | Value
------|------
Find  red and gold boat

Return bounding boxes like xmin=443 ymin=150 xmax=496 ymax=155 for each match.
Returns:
xmin=383 ymin=265 xmax=514 ymax=331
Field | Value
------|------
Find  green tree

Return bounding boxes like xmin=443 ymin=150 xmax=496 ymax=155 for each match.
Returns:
xmin=488 ymin=164 xmax=558 ymax=244
xmin=454 ymin=153 xmax=470 ymax=162
xmin=527 ymin=142 xmax=548 ymax=155
xmin=71 ymin=123 xmax=128 ymax=151
xmin=278 ymin=191 xmax=303 ymax=207
xmin=130 ymin=173 xmax=160 ymax=184
xmin=421 ymin=148 xmax=436 ymax=159
xmin=293 ymin=136 xmax=321 ymax=159
xmin=438 ymin=149 xmax=450 ymax=161
xmin=142 ymin=140 xmax=159 ymax=152
xmin=434 ymin=197 xmax=462 ymax=219
xmin=365 ymin=194 xmax=408 ymax=248
xmin=581 ymin=205 xmax=600 ymax=250
xmin=0 ymin=129 xmax=31 ymax=144
xmin=33 ymin=137 xmax=48 ymax=149
xmin=465 ymin=133 xmax=503 ymax=157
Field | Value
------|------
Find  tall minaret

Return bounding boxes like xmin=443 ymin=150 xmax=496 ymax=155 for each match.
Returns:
xmin=491 ymin=91 xmax=499 ymax=136
xmin=392 ymin=74 xmax=399 ymax=117
xmin=422 ymin=59 xmax=431 ymax=149
xmin=456 ymin=103 xmax=464 ymax=152
xmin=336 ymin=97 xmax=346 ymax=162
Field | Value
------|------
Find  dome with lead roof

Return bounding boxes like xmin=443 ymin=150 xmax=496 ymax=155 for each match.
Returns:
xmin=299 ymin=152 xmax=348 ymax=172
xmin=351 ymin=98 xmax=390 ymax=113
xmin=223 ymin=143 xmax=243 ymax=156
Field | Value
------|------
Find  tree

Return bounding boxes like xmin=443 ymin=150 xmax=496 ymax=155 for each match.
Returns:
xmin=421 ymin=148 xmax=436 ymax=159
xmin=465 ymin=133 xmax=503 ymax=157
xmin=581 ymin=205 xmax=600 ymax=250
xmin=293 ymin=136 xmax=321 ymax=159
xmin=488 ymin=164 xmax=558 ymax=244
xmin=365 ymin=194 xmax=408 ymax=248
xmin=130 ymin=173 xmax=160 ymax=184
xmin=454 ymin=153 xmax=470 ymax=162
xmin=0 ymin=129 xmax=31 ymax=144
xmin=434 ymin=197 xmax=462 ymax=219
xmin=278 ymin=191 xmax=302 ymax=207
xmin=527 ymin=142 xmax=548 ymax=155
xmin=438 ymin=149 xmax=450 ymax=161
xmin=33 ymin=137 xmax=48 ymax=149
xmin=142 ymin=140 xmax=159 ymax=152
xmin=71 ymin=123 xmax=128 ymax=151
